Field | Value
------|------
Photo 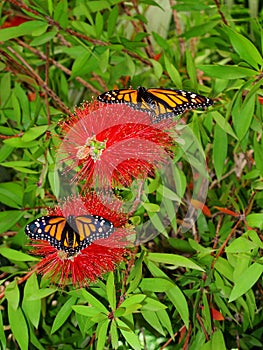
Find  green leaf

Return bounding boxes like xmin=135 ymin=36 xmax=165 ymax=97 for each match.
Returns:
xmin=213 ymin=123 xmax=227 ymax=181
xmin=223 ymin=26 xmax=263 ymax=69
xmin=9 ymin=167 xmax=38 ymax=174
xmin=247 ymin=230 xmax=263 ymax=250
xmin=253 ymin=136 xmax=263 ymax=176
xmin=0 ymin=182 xmax=23 ymax=208
xmin=86 ymin=0 xmax=112 ymax=12
xmin=157 ymin=184 xmax=182 ymax=202
xmin=120 ymin=294 xmax=146 ymax=308
xmin=28 ymin=326 xmax=46 ymax=350
xmin=202 ymin=293 xmax=211 ymax=333
xmin=51 ymin=297 xmax=77 ymax=334
xmin=225 ymin=236 xmax=258 ymax=253
xmin=147 ymin=252 xmax=204 ymax=271
xmin=81 ymin=290 xmax=108 ymax=313
xmin=211 ymin=330 xmax=227 ymax=350
xmin=54 ymin=0 xmax=68 ymax=28
xmin=156 ymin=309 xmax=173 ymax=337
xmin=229 ymin=263 xmax=263 ymax=302
xmin=8 ymin=305 xmax=28 ymax=350
xmin=0 ymin=211 xmax=24 ymax=234
xmin=186 ymin=49 xmax=197 ymax=89
xmin=72 ymin=21 xmax=96 ymax=36
xmin=198 ymin=65 xmax=256 ymax=79
xmin=30 ymin=30 xmax=58 ymax=46
xmin=0 ymin=21 xmax=48 ymax=41
xmin=232 ymin=92 xmax=255 ymax=140
xmin=148 ymin=211 xmax=166 ymax=234
xmin=96 ymin=319 xmax=110 ymax=350
xmin=72 ymin=305 xmax=103 ymax=318
xmin=214 ymin=257 xmax=234 ymax=282
xmin=126 ymin=252 xmax=143 ymax=293
xmin=22 ymin=125 xmax=49 ymax=142
xmin=116 ymin=304 xmax=142 ymax=316
xmin=116 ymin=319 xmax=141 ymax=350
xmin=164 ymin=55 xmax=182 ymax=88
xmin=210 ymin=111 xmax=237 ymax=139
xmin=0 ymin=247 xmax=39 ymax=262
xmin=0 ymin=72 xmax=11 ymax=106
xmin=22 ymin=273 xmax=41 ymax=328
xmin=0 ymin=144 xmax=14 ymax=162
xmin=246 ymin=213 xmax=263 ymax=230
xmin=107 ymin=5 xmax=118 ymax=37
xmin=1 ymin=160 xmax=34 ymax=168
xmin=140 ymin=277 xmax=189 ymax=327
xmin=71 ymin=51 xmax=91 ymax=78
xmin=14 ymin=83 xmax=30 ymax=123
xmin=141 ymin=310 xmax=165 ymax=335
xmin=142 ymin=202 xmax=160 ymax=212
xmin=141 ymin=297 xmax=167 ymax=311
xmin=5 ymin=280 xmax=20 ymax=310
xmin=106 ymin=272 xmax=116 ymax=310
xmin=97 ymin=48 xmax=110 ymax=73
xmin=3 ymin=137 xmax=40 ymax=148
xmin=150 ymin=59 xmax=163 ymax=79
xmin=48 ymin=169 xmax=60 ymax=197
xmin=95 ymin=11 xmax=104 ymax=37
xmin=0 ymin=311 xmax=6 ymax=350
xmin=11 ymin=92 xmax=21 ymax=123
xmin=110 ymin=320 xmax=119 ymax=349
xmin=183 ymin=21 xmax=218 ymax=40
xmin=164 ymin=290 xmax=187 ymax=328
xmin=47 ymin=0 xmax=53 ymax=15
xmin=27 ymin=288 xmax=57 ymax=300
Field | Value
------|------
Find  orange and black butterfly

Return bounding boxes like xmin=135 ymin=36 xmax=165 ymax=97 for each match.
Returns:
xmin=97 ymin=86 xmax=213 ymax=122
xmin=25 ymin=215 xmax=114 ymax=257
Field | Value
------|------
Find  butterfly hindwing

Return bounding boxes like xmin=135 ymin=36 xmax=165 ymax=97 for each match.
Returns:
xmin=97 ymin=86 xmax=213 ymax=122
xmin=25 ymin=215 xmax=114 ymax=256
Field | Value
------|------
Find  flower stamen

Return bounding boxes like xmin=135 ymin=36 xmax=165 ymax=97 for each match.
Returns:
xmin=76 ymin=135 xmax=107 ymax=161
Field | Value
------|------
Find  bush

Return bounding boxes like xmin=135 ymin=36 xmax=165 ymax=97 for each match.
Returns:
xmin=0 ymin=1 xmax=263 ymax=349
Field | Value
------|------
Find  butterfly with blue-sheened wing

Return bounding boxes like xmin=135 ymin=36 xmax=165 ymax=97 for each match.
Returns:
xmin=25 ymin=215 xmax=114 ymax=257
xmin=97 ymin=86 xmax=213 ymax=122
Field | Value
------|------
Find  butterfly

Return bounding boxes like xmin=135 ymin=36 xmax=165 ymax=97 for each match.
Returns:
xmin=97 ymin=86 xmax=213 ymax=122
xmin=25 ymin=215 xmax=114 ymax=257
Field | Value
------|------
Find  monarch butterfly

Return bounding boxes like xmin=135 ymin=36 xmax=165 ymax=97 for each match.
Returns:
xmin=97 ymin=86 xmax=213 ymax=122
xmin=25 ymin=215 xmax=114 ymax=257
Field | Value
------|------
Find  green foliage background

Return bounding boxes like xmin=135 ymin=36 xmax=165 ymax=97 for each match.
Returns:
xmin=0 ymin=0 xmax=263 ymax=349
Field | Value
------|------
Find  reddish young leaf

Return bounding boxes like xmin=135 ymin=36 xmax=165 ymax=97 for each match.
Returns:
xmin=154 ymin=53 xmax=162 ymax=61
xmin=211 ymin=307 xmax=224 ymax=321
xmin=178 ymin=325 xmax=187 ymax=343
xmin=214 ymin=206 xmax=240 ymax=217
xmin=200 ymin=306 xmax=224 ymax=321
xmin=2 ymin=16 xmax=29 ymax=28
xmin=191 ymin=199 xmax=211 ymax=217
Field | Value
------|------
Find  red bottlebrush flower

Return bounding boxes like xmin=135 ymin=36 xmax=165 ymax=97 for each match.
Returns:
xmin=26 ymin=193 xmax=134 ymax=287
xmin=59 ymin=102 xmax=176 ymax=189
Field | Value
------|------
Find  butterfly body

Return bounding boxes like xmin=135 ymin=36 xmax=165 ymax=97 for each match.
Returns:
xmin=97 ymin=86 xmax=213 ymax=122
xmin=25 ymin=215 xmax=114 ymax=257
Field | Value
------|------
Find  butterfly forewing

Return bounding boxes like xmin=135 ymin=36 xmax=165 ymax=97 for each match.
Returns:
xmin=98 ymin=89 xmax=138 ymax=104
xmin=25 ymin=215 xmax=114 ymax=257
